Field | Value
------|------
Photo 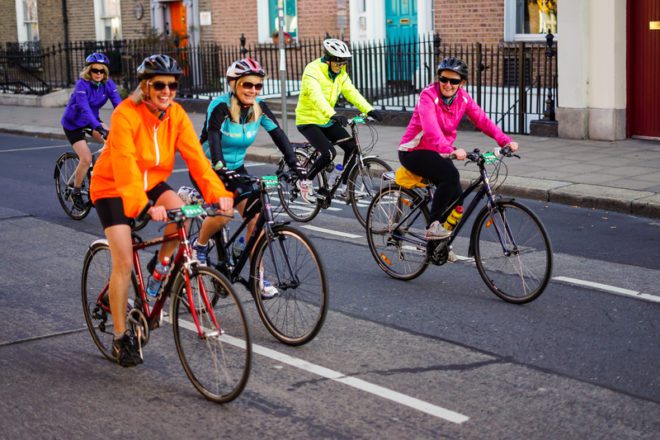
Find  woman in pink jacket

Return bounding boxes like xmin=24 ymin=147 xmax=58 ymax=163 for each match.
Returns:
xmin=398 ymin=56 xmax=519 ymax=239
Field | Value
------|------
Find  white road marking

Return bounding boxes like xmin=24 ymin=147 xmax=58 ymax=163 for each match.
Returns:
xmin=0 ymin=144 xmax=70 ymax=152
xmin=301 ymin=225 xmax=362 ymax=239
xmin=553 ymin=276 xmax=660 ymax=304
xmin=171 ymin=316 xmax=468 ymax=424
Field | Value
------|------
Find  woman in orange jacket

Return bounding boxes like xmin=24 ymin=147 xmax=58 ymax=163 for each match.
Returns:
xmin=90 ymin=54 xmax=233 ymax=367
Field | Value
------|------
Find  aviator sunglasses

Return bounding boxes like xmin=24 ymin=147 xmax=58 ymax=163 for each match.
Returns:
xmin=149 ymin=81 xmax=179 ymax=91
xmin=439 ymin=76 xmax=462 ymax=85
xmin=240 ymin=81 xmax=263 ymax=91
xmin=89 ymin=68 xmax=106 ymax=75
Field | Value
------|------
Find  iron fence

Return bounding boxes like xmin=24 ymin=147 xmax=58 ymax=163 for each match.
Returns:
xmin=0 ymin=34 xmax=557 ymax=134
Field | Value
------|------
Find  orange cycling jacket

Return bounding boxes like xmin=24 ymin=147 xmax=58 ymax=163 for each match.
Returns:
xmin=90 ymin=98 xmax=231 ymax=218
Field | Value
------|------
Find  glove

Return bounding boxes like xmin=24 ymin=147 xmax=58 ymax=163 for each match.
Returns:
xmin=95 ymin=125 xmax=109 ymax=139
xmin=331 ymin=114 xmax=349 ymax=127
xmin=367 ymin=110 xmax=383 ymax=122
xmin=216 ymin=167 xmax=239 ymax=183
xmin=291 ymin=163 xmax=308 ymax=180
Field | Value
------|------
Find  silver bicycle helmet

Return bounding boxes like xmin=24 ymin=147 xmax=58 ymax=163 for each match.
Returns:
xmin=323 ymin=38 xmax=352 ymax=60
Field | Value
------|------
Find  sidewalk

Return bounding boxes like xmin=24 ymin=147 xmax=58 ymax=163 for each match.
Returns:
xmin=1 ymin=102 xmax=659 ymax=219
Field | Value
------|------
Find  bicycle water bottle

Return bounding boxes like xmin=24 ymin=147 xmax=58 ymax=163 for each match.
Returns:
xmin=232 ymin=236 xmax=245 ymax=264
xmin=146 ymin=256 xmax=170 ymax=297
xmin=443 ymin=206 xmax=464 ymax=231
xmin=328 ymin=163 xmax=343 ymax=186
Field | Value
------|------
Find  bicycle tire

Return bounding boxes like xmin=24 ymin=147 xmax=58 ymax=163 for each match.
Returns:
xmin=54 ymin=152 xmax=92 ymax=220
xmin=171 ymin=266 xmax=251 ymax=403
xmin=473 ymin=200 xmax=553 ymax=304
xmin=81 ymin=241 xmax=138 ymax=361
xmin=251 ymin=224 xmax=328 ymax=345
xmin=346 ymin=157 xmax=393 ymax=228
xmin=277 ymin=151 xmax=323 ymax=222
xmin=366 ymin=185 xmax=430 ymax=281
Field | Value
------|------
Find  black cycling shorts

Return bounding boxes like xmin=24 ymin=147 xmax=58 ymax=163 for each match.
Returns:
xmin=63 ymin=127 xmax=88 ymax=145
xmin=95 ymin=181 xmax=173 ymax=229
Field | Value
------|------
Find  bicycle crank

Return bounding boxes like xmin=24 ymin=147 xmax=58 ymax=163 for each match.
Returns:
xmin=428 ymin=240 xmax=449 ymax=266
xmin=127 ymin=308 xmax=150 ymax=356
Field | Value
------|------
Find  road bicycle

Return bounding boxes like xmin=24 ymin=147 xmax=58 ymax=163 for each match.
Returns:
xmin=81 ymin=203 xmax=251 ymax=403
xmin=53 ymin=129 xmax=149 ymax=229
xmin=365 ymin=147 xmax=553 ymax=304
xmin=276 ymin=115 xmax=392 ymax=227
xmin=185 ymin=174 xmax=328 ymax=346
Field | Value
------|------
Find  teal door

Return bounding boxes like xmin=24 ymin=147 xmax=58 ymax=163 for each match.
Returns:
xmin=385 ymin=0 xmax=418 ymax=83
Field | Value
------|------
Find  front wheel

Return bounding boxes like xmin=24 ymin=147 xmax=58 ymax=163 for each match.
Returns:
xmin=277 ymin=151 xmax=323 ymax=223
xmin=473 ymin=200 xmax=553 ymax=304
xmin=346 ymin=157 xmax=393 ymax=228
xmin=54 ymin=152 xmax=92 ymax=220
xmin=251 ymin=224 xmax=328 ymax=345
xmin=171 ymin=266 xmax=251 ymax=403
xmin=366 ymin=186 xmax=430 ymax=281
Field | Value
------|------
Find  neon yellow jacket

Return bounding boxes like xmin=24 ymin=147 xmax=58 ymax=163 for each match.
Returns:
xmin=295 ymin=58 xmax=374 ymax=126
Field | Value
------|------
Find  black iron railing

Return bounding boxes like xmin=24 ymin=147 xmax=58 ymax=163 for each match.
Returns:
xmin=0 ymin=34 xmax=557 ymax=134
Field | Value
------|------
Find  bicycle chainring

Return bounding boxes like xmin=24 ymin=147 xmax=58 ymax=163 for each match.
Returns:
xmin=127 ymin=308 xmax=150 ymax=347
xmin=428 ymin=240 xmax=449 ymax=266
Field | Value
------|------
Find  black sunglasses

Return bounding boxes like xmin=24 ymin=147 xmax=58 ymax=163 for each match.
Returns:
xmin=241 ymin=81 xmax=263 ymax=91
xmin=89 ymin=68 xmax=105 ymax=75
xmin=150 ymin=81 xmax=179 ymax=91
xmin=439 ymin=76 xmax=462 ymax=85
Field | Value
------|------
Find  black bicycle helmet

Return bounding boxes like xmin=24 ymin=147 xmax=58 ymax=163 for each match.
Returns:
xmin=136 ymin=54 xmax=182 ymax=80
xmin=86 ymin=52 xmax=110 ymax=66
xmin=437 ymin=56 xmax=468 ymax=80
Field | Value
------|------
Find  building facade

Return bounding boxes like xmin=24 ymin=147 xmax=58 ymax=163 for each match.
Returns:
xmin=2 ymin=1 xmax=658 ymax=140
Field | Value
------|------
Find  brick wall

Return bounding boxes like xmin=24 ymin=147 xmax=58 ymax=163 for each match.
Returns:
xmin=121 ymin=0 xmax=153 ymax=40
xmin=65 ymin=0 xmax=96 ymax=43
xmin=435 ymin=0 xmax=505 ymax=45
xmin=0 ymin=0 xmax=18 ymax=43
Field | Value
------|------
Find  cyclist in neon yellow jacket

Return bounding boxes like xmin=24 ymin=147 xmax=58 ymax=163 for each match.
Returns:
xmin=295 ymin=38 xmax=383 ymax=202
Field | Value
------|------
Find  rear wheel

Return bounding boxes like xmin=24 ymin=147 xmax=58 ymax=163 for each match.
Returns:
xmin=346 ymin=157 xmax=392 ymax=228
xmin=171 ymin=266 xmax=251 ymax=403
xmin=366 ymin=186 xmax=430 ymax=281
xmin=251 ymin=224 xmax=328 ymax=345
xmin=473 ymin=200 xmax=552 ymax=304
xmin=54 ymin=152 xmax=92 ymax=220
xmin=81 ymin=241 xmax=138 ymax=361
xmin=277 ymin=151 xmax=323 ymax=222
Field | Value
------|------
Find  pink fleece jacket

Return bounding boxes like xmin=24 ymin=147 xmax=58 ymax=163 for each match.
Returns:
xmin=399 ymin=84 xmax=511 ymax=155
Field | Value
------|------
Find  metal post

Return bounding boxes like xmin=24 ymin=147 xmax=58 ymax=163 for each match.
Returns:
xmin=543 ymin=32 xmax=556 ymax=121
xmin=239 ymin=34 xmax=248 ymax=57
xmin=278 ymin=1 xmax=288 ymax=134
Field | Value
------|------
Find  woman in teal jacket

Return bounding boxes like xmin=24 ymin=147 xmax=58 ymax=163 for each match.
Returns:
xmin=295 ymin=38 xmax=383 ymax=202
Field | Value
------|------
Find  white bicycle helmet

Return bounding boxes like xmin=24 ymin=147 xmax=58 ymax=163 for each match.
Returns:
xmin=226 ymin=57 xmax=266 ymax=81
xmin=323 ymin=39 xmax=352 ymax=60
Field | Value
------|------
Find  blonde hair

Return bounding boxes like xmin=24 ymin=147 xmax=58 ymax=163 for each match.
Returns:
xmin=80 ymin=64 xmax=109 ymax=82
xmin=130 ymin=80 xmax=149 ymax=104
xmin=228 ymin=77 xmax=262 ymax=123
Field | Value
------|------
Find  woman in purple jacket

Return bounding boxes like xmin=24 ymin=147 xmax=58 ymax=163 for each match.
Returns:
xmin=61 ymin=52 xmax=122 ymax=210
xmin=398 ymin=56 xmax=519 ymax=240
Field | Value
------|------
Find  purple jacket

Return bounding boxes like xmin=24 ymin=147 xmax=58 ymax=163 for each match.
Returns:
xmin=399 ymin=85 xmax=511 ymax=155
xmin=61 ymin=78 xmax=122 ymax=131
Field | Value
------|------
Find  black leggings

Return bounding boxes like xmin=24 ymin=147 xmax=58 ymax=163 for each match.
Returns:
xmin=297 ymin=123 xmax=357 ymax=183
xmin=398 ymin=150 xmax=462 ymax=223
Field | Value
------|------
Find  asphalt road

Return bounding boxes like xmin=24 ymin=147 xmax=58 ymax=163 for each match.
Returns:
xmin=0 ymin=133 xmax=658 ymax=439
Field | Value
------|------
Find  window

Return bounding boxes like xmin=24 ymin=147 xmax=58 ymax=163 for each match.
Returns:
xmin=96 ymin=0 xmax=122 ymax=40
xmin=268 ymin=0 xmax=298 ymax=39
xmin=505 ymin=0 xmax=557 ymax=41
xmin=15 ymin=0 xmax=39 ymax=43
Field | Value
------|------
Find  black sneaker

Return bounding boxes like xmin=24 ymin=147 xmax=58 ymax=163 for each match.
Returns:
xmin=112 ymin=331 xmax=143 ymax=368
xmin=71 ymin=188 xmax=86 ymax=211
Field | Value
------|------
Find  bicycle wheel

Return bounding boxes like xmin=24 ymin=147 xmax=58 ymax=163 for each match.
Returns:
xmin=346 ymin=157 xmax=393 ymax=228
xmin=81 ymin=241 xmax=138 ymax=361
xmin=251 ymin=224 xmax=328 ymax=345
xmin=277 ymin=151 xmax=323 ymax=222
xmin=54 ymin=152 xmax=92 ymax=220
xmin=473 ymin=200 xmax=553 ymax=304
xmin=171 ymin=266 xmax=251 ymax=403
xmin=366 ymin=186 xmax=430 ymax=281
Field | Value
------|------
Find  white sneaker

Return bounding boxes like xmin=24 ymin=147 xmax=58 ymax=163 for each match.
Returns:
xmin=296 ymin=179 xmax=314 ymax=203
xmin=425 ymin=221 xmax=452 ymax=240
xmin=258 ymin=266 xmax=279 ymax=299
